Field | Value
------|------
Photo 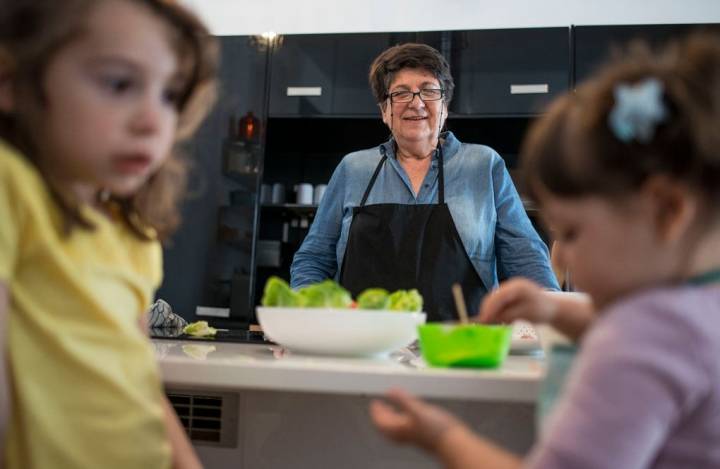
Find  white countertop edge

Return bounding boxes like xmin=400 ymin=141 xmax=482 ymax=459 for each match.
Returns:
xmin=156 ymin=341 xmax=542 ymax=402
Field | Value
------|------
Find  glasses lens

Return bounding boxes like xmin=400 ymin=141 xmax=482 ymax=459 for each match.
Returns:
xmin=391 ymin=91 xmax=413 ymax=103
xmin=420 ymin=89 xmax=443 ymax=101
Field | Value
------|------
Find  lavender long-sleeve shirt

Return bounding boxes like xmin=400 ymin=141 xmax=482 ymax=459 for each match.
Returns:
xmin=526 ymin=285 xmax=720 ymax=469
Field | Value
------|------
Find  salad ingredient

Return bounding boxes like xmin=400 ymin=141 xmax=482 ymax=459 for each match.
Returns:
xmin=387 ymin=289 xmax=423 ymax=312
xmin=260 ymin=277 xmax=423 ymax=312
xmin=356 ymin=288 xmax=390 ymax=310
xmin=297 ymin=280 xmax=353 ymax=308
xmin=262 ymin=276 xmax=301 ymax=307
xmin=182 ymin=321 xmax=217 ymax=337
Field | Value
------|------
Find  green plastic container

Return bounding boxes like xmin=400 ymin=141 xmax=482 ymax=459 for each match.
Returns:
xmin=418 ymin=324 xmax=512 ymax=368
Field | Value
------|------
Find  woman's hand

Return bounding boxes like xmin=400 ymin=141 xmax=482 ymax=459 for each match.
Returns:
xmin=478 ymin=278 xmax=558 ymax=325
xmin=369 ymin=388 xmax=465 ymax=453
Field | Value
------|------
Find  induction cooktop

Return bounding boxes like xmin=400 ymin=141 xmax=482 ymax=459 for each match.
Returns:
xmin=150 ymin=327 xmax=272 ymax=345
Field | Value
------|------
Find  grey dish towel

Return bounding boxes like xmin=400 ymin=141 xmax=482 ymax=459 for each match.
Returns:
xmin=148 ymin=299 xmax=188 ymax=329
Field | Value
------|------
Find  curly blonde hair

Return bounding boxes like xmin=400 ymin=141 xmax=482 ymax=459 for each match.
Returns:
xmin=0 ymin=0 xmax=218 ymax=241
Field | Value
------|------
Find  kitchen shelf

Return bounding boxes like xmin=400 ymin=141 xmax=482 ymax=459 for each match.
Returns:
xmin=261 ymin=203 xmax=318 ymax=217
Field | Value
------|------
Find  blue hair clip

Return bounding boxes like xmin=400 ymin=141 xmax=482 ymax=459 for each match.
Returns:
xmin=608 ymin=77 xmax=668 ymax=143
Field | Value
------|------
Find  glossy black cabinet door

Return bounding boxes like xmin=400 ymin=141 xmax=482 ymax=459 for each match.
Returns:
xmin=333 ymin=33 xmax=415 ymax=115
xmin=450 ymin=28 xmax=570 ymax=116
xmin=574 ymin=24 xmax=720 ymax=84
xmin=269 ymin=35 xmax=335 ymax=116
xmin=270 ymin=33 xmax=415 ymax=116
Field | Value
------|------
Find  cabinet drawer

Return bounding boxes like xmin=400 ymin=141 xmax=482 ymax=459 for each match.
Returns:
xmin=269 ymin=35 xmax=335 ymax=116
xmin=450 ymin=28 xmax=570 ymax=116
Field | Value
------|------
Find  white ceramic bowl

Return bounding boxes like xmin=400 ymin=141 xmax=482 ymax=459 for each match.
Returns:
xmin=256 ymin=307 xmax=427 ymax=357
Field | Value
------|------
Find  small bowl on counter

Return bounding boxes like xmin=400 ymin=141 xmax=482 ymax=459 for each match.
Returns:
xmin=418 ymin=323 xmax=512 ymax=368
xmin=256 ymin=307 xmax=427 ymax=357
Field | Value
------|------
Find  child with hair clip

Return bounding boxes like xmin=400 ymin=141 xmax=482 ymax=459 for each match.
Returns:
xmin=0 ymin=1 xmax=217 ymax=468
xmin=370 ymin=32 xmax=720 ymax=469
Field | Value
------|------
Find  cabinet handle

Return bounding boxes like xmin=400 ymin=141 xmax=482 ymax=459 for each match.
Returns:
xmin=510 ymin=84 xmax=549 ymax=95
xmin=287 ymin=86 xmax=322 ymax=97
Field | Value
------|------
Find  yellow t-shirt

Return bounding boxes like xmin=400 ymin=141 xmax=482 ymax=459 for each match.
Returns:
xmin=0 ymin=141 xmax=171 ymax=469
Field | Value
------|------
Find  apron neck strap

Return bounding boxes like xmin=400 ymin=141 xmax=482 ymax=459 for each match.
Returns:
xmin=361 ymin=143 xmax=446 ymax=207
xmin=437 ymin=143 xmax=445 ymax=204
xmin=360 ymin=147 xmax=388 ymax=206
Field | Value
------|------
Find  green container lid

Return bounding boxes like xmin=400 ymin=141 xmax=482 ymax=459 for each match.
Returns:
xmin=418 ymin=324 xmax=512 ymax=368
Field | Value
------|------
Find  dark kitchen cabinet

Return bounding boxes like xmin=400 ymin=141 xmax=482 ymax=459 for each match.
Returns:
xmin=157 ymin=36 xmax=269 ymax=327
xmin=269 ymin=35 xmax=335 ymax=116
xmin=332 ymin=32 xmax=415 ymax=115
xmin=270 ymin=33 xmax=415 ymax=116
xmin=574 ymin=24 xmax=720 ymax=84
xmin=449 ymin=28 xmax=570 ymax=116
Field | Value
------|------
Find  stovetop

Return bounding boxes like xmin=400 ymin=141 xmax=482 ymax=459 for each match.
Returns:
xmin=150 ymin=327 xmax=272 ymax=345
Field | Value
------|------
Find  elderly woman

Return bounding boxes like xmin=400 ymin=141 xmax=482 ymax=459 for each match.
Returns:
xmin=290 ymin=43 xmax=558 ymax=321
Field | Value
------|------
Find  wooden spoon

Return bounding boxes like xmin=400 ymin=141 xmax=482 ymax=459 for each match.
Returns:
xmin=451 ymin=283 xmax=470 ymax=324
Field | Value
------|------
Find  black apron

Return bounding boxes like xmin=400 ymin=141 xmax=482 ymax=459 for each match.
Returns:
xmin=339 ymin=144 xmax=486 ymax=322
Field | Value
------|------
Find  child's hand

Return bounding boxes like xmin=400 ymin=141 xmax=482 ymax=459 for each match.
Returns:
xmin=369 ymin=388 xmax=465 ymax=453
xmin=478 ymin=278 xmax=558 ymax=325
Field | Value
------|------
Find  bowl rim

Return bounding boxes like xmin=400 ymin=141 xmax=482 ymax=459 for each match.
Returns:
xmin=256 ymin=306 xmax=427 ymax=317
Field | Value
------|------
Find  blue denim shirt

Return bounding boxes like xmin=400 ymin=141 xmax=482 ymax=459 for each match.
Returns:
xmin=290 ymin=132 xmax=559 ymax=294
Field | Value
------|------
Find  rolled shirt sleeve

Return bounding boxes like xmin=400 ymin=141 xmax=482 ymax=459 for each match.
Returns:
xmin=491 ymin=154 xmax=559 ymax=290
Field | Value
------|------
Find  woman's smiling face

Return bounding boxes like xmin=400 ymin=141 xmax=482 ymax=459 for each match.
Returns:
xmin=381 ymin=68 xmax=448 ymax=148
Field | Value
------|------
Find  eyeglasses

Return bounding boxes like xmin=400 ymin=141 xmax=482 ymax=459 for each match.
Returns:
xmin=387 ymin=88 xmax=444 ymax=103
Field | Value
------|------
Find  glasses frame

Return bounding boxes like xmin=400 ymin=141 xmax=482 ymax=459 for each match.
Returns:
xmin=386 ymin=88 xmax=445 ymax=104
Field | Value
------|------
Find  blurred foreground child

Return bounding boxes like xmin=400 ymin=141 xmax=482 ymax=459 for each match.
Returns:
xmin=0 ymin=1 xmax=217 ymax=467
xmin=371 ymin=33 xmax=720 ymax=469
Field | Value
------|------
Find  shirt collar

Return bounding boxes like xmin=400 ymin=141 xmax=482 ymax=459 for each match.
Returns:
xmin=379 ymin=131 xmax=461 ymax=163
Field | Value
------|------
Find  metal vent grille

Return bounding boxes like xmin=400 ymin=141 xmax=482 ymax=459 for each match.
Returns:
xmin=167 ymin=390 xmax=238 ymax=447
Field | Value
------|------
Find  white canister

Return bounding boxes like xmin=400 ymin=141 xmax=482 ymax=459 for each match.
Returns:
xmin=271 ymin=183 xmax=285 ymax=204
xmin=295 ymin=183 xmax=314 ymax=205
xmin=313 ymin=184 xmax=327 ymax=205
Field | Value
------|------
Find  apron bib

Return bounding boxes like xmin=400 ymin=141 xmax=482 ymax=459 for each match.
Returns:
xmin=339 ymin=145 xmax=486 ymax=321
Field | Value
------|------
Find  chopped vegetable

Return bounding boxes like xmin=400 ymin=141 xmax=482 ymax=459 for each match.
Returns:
xmin=356 ymin=288 xmax=390 ymax=310
xmin=261 ymin=276 xmax=301 ymax=307
xmin=387 ymin=289 xmax=423 ymax=312
xmin=260 ymin=278 xmax=423 ymax=312
xmin=297 ymin=280 xmax=353 ymax=308
xmin=183 ymin=321 xmax=217 ymax=337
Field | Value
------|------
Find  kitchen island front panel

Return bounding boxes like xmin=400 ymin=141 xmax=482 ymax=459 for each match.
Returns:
xmin=155 ymin=340 xmax=541 ymax=468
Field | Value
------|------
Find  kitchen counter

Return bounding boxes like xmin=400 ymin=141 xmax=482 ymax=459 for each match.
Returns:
xmin=154 ymin=339 xmax=544 ymax=403
xmin=154 ymin=339 xmax=545 ymax=469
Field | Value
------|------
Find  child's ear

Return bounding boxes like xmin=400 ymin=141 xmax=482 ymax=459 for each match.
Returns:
xmin=643 ymin=175 xmax=697 ymax=243
xmin=0 ymin=48 xmax=15 ymax=113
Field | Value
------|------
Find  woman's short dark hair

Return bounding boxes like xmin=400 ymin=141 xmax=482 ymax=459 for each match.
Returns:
xmin=369 ymin=43 xmax=454 ymax=108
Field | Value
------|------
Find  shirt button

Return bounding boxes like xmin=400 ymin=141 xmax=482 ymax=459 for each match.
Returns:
xmin=424 ymin=184 xmax=429 ymax=187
